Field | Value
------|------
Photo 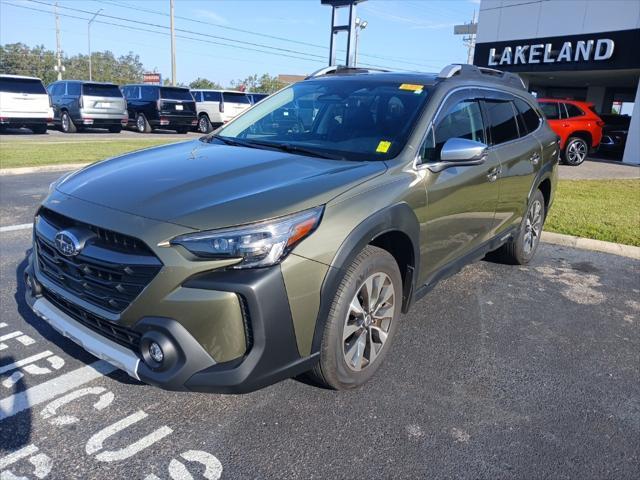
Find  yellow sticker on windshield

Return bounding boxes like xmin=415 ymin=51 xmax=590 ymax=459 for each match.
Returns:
xmin=376 ymin=141 xmax=392 ymax=153
xmin=399 ymin=83 xmax=424 ymax=93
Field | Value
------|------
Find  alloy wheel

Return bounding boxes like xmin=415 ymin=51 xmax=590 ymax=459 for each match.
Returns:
xmin=136 ymin=115 xmax=145 ymax=132
xmin=199 ymin=116 xmax=209 ymax=133
xmin=342 ymin=272 xmax=395 ymax=372
xmin=61 ymin=114 xmax=69 ymax=132
xmin=566 ymin=139 xmax=587 ymax=165
xmin=523 ymin=199 xmax=543 ymax=255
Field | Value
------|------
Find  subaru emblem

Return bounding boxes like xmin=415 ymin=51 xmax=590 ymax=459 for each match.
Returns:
xmin=54 ymin=230 xmax=81 ymax=257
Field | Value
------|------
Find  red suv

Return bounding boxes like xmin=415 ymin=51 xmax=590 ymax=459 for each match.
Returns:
xmin=537 ymin=99 xmax=604 ymax=166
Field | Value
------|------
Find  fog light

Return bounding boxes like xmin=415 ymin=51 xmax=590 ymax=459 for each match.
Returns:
xmin=149 ymin=342 xmax=164 ymax=363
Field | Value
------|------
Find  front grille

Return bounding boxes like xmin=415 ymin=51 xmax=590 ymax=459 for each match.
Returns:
xmin=35 ymin=207 xmax=162 ymax=314
xmin=43 ymin=286 xmax=141 ymax=350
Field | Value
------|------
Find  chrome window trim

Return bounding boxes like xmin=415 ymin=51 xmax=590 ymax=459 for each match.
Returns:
xmin=413 ymin=85 xmax=543 ymax=171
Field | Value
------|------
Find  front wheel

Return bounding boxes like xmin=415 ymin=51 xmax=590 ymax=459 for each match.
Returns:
xmin=564 ymin=137 xmax=588 ymax=166
xmin=490 ymin=189 xmax=545 ymax=265
xmin=307 ymin=245 xmax=402 ymax=390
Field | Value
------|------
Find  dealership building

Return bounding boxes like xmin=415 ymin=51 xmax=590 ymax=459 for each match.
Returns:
xmin=474 ymin=0 xmax=640 ymax=164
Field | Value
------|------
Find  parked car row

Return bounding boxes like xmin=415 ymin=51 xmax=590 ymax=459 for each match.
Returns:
xmin=0 ymin=74 xmax=270 ymax=135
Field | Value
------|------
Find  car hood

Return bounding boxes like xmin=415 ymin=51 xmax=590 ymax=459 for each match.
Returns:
xmin=57 ymin=140 xmax=386 ymax=230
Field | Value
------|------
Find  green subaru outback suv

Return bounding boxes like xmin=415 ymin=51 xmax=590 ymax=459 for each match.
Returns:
xmin=25 ymin=65 xmax=558 ymax=393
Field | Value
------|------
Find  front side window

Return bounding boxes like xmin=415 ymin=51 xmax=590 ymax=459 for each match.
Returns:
xmin=216 ymin=79 xmax=431 ymax=161
xmin=420 ymin=99 xmax=485 ymax=163
xmin=564 ymin=103 xmax=584 ymax=118
xmin=141 ymin=86 xmax=157 ymax=101
xmin=484 ymin=100 xmax=519 ymax=145
xmin=539 ymin=102 xmax=560 ymax=120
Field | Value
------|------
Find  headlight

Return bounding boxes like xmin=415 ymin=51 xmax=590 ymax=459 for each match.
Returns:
xmin=171 ymin=206 xmax=323 ymax=269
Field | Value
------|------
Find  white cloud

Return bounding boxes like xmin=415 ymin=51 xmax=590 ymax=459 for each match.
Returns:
xmin=194 ymin=8 xmax=228 ymax=25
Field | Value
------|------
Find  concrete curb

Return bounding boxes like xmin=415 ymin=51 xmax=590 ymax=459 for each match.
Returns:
xmin=542 ymin=231 xmax=640 ymax=260
xmin=0 ymin=163 xmax=89 ymax=176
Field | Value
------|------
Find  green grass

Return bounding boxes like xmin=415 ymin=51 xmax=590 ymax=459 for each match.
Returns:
xmin=0 ymin=139 xmax=182 ymax=169
xmin=546 ymin=179 xmax=640 ymax=246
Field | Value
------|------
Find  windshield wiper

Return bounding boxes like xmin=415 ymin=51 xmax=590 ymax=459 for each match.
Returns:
xmin=244 ymin=140 xmax=346 ymax=160
xmin=206 ymin=134 xmax=263 ymax=150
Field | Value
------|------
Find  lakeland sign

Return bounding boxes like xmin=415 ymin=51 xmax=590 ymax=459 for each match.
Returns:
xmin=474 ymin=29 xmax=640 ymax=72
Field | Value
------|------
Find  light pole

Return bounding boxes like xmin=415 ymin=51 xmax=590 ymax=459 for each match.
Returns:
xmin=354 ymin=17 xmax=368 ymax=67
xmin=87 ymin=8 xmax=103 ymax=81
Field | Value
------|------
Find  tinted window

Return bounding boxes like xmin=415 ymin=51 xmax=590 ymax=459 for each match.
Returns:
xmin=67 ymin=83 xmax=81 ymax=96
xmin=539 ymin=102 xmax=560 ymax=120
xmin=423 ymin=100 xmax=485 ymax=162
xmin=190 ymin=91 xmax=202 ymax=102
xmin=223 ymin=92 xmax=251 ymax=104
xmin=50 ymin=83 xmax=65 ymax=96
xmin=160 ymin=87 xmax=192 ymax=100
xmin=0 ymin=77 xmax=46 ymax=94
xmin=565 ymin=103 xmax=584 ymax=118
xmin=141 ymin=86 xmax=157 ymax=101
xmin=514 ymin=98 xmax=541 ymax=133
xmin=203 ymin=91 xmax=222 ymax=102
xmin=82 ymin=83 xmax=122 ymax=98
xmin=485 ymin=100 xmax=519 ymax=144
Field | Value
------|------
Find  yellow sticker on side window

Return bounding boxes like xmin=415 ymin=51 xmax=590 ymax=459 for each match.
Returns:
xmin=376 ymin=141 xmax=392 ymax=153
xmin=399 ymin=83 xmax=424 ymax=93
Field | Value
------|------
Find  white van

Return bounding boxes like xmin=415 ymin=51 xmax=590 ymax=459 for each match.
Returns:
xmin=190 ymin=89 xmax=252 ymax=133
xmin=0 ymin=74 xmax=53 ymax=134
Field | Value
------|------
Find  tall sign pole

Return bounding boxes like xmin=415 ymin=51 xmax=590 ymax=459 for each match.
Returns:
xmin=453 ymin=11 xmax=478 ymax=64
xmin=170 ymin=0 xmax=176 ymax=85
xmin=87 ymin=9 xmax=103 ymax=81
xmin=322 ymin=0 xmax=367 ymax=67
xmin=55 ymin=2 xmax=63 ymax=80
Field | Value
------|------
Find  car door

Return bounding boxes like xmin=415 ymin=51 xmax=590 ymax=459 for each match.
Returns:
xmin=482 ymin=92 xmax=541 ymax=234
xmin=418 ymin=89 xmax=501 ymax=279
xmin=539 ymin=101 xmax=572 ymax=147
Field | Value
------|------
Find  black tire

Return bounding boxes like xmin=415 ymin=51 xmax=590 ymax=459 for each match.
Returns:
xmin=175 ymin=127 xmax=189 ymax=134
xmin=198 ymin=114 xmax=212 ymax=133
xmin=563 ymin=136 xmax=588 ymax=166
xmin=60 ymin=111 xmax=77 ymax=133
xmin=32 ymin=124 xmax=47 ymax=134
xmin=306 ymin=245 xmax=402 ymax=390
xmin=135 ymin=113 xmax=152 ymax=133
xmin=490 ymin=189 xmax=545 ymax=265
xmin=108 ymin=126 xmax=122 ymax=133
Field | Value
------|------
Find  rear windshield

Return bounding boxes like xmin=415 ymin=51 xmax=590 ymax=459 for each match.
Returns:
xmin=160 ymin=87 xmax=193 ymax=101
xmin=0 ymin=77 xmax=46 ymax=94
xmin=223 ymin=92 xmax=251 ymax=104
xmin=82 ymin=83 xmax=122 ymax=98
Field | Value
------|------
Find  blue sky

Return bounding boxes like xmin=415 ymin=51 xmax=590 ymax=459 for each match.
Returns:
xmin=0 ymin=0 xmax=480 ymax=86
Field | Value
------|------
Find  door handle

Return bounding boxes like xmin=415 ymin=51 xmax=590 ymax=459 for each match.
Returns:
xmin=529 ymin=152 xmax=541 ymax=165
xmin=487 ymin=166 xmax=501 ymax=182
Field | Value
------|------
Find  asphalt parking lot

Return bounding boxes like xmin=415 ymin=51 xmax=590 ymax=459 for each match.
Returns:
xmin=1 ymin=171 xmax=639 ymax=479
xmin=0 ymin=127 xmax=202 ymax=142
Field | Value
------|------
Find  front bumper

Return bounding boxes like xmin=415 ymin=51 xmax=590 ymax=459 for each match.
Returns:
xmin=25 ymin=250 xmax=318 ymax=393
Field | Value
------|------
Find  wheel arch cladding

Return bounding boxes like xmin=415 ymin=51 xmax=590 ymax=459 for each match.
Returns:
xmin=538 ymin=178 xmax=552 ymax=214
xmin=311 ymin=202 xmax=420 ymax=354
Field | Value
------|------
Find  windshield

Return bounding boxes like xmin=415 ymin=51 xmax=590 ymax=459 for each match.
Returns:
xmin=216 ymin=78 xmax=431 ymax=161
xmin=82 ymin=83 xmax=122 ymax=98
xmin=160 ymin=87 xmax=194 ymax=101
xmin=0 ymin=77 xmax=46 ymax=94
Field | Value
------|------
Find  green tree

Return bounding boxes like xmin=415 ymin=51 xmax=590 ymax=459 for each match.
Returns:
xmin=230 ymin=73 xmax=285 ymax=94
xmin=189 ymin=77 xmax=223 ymax=89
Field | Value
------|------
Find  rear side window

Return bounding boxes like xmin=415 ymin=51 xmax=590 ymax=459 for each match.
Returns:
xmin=539 ymin=102 xmax=560 ymax=120
xmin=191 ymin=91 xmax=202 ymax=102
xmin=141 ymin=86 xmax=158 ymax=101
xmin=203 ymin=91 xmax=222 ymax=102
xmin=83 ymin=83 xmax=122 ymax=98
xmin=50 ymin=83 xmax=65 ymax=96
xmin=160 ymin=87 xmax=193 ymax=101
xmin=421 ymin=99 xmax=485 ymax=162
xmin=222 ymin=92 xmax=251 ymax=104
xmin=514 ymin=98 xmax=541 ymax=134
xmin=0 ymin=77 xmax=47 ymax=94
xmin=564 ymin=103 xmax=584 ymax=118
xmin=484 ymin=100 xmax=519 ymax=145
xmin=67 ymin=83 xmax=81 ymax=96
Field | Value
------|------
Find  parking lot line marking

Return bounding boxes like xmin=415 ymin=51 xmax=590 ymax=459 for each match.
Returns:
xmin=0 ymin=351 xmax=53 ymax=375
xmin=0 ymin=360 xmax=117 ymax=421
xmin=0 ymin=223 xmax=32 ymax=233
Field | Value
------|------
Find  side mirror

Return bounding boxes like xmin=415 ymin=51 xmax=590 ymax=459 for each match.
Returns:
xmin=427 ymin=138 xmax=488 ymax=173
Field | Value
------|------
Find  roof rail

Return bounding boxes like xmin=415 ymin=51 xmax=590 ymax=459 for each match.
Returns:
xmin=305 ymin=65 xmax=390 ymax=79
xmin=437 ymin=63 xmax=526 ymax=90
